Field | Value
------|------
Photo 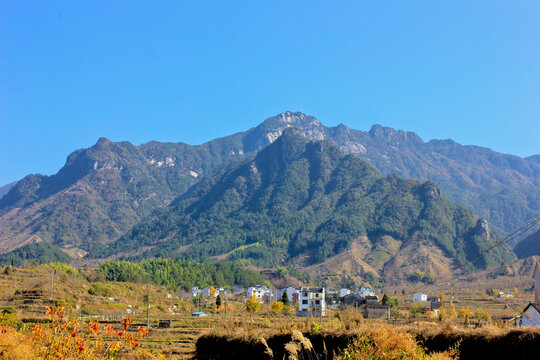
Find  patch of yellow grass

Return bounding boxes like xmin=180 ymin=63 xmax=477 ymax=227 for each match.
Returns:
xmin=0 ymin=326 xmax=35 ymax=360
xmin=336 ymin=324 xmax=458 ymax=360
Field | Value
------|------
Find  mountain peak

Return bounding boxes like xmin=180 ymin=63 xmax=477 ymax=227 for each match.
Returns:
xmin=261 ymin=112 xmax=323 ymax=130
xmin=243 ymin=112 xmax=326 ymax=152
xmin=96 ymin=137 xmax=112 ymax=146
xmin=368 ymin=124 xmax=423 ymax=144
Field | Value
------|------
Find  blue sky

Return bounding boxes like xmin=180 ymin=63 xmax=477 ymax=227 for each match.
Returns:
xmin=1 ymin=1 xmax=539 ymax=185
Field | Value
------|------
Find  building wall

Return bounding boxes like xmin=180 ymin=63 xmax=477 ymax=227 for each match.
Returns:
xmin=365 ymin=306 xmax=390 ymax=319
xmin=247 ymin=287 xmax=265 ymax=299
xmin=298 ymin=289 xmax=326 ymax=315
xmin=535 ymin=272 xmax=540 ymax=304
xmin=522 ymin=307 xmax=540 ymax=327
xmin=285 ymin=287 xmax=299 ymax=304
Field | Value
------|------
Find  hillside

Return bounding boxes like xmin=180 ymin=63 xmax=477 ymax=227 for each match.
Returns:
xmin=514 ymin=229 xmax=540 ymax=258
xmin=1 ymin=111 xmax=538 ymax=255
xmin=96 ymin=129 xmax=515 ymax=282
xmin=0 ymin=181 xmax=17 ymax=200
xmin=0 ymin=137 xmax=248 ymax=253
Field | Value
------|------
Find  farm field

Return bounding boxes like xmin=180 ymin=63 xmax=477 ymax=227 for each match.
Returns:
xmin=1 ymin=263 xmax=539 ymax=359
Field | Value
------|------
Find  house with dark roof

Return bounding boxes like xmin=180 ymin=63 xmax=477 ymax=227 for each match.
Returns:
xmin=518 ymin=302 xmax=540 ymax=327
xmin=340 ymin=294 xmax=389 ymax=319
xmin=517 ymin=260 xmax=540 ymax=327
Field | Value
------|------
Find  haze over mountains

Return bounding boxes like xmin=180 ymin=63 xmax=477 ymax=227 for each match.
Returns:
xmin=0 ymin=112 xmax=538 ymax=266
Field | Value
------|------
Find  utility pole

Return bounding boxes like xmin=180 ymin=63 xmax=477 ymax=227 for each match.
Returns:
xmin=144 ymin=292 xmax=150 ymax=329
xmin=51 ymin=268 xmax=56 ymax=300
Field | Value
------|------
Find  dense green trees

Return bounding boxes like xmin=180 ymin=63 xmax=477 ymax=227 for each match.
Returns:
xmin=98 ymin=259 xmax=264 ymax=291
xmin=0 ymin=242 xmax=71 ymax=266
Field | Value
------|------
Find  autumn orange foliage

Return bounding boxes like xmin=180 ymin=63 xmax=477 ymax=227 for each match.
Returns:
xmin=0 ymin=305 xmax=164 ymax=359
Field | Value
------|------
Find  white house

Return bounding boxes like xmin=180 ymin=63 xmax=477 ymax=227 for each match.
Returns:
xmin=297 ymin=287 xmax=325 ymax=316
xmin=358 ymin=287 xmax=375 ymax=297
xmin=340 ymin=288 xmax=351 ymax=297
xmin=413 ymin=292 xmax=427 ymax=302
xmin=247 ymin=285 xmax=272 ymax=300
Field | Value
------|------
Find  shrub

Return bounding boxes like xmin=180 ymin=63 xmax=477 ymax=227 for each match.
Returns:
xmin=48 ymin=262 xmax=79 ymax=276
xmin=0 ymin=305 xmax=161 ymax=359
xmin=475 ymin=309 xmax=492 ymax=322
xmin=410 ymin=303 xmax=425 ymax=318
xmin=87 ymin=283 xmax=113 ymax=297
xmin=271 ymin=301 xmax=284 ymax=314
xmin=337 ymin=325 xmax=458 ymax=360
xmin=245 ymin=295 xmax=261 ymax=313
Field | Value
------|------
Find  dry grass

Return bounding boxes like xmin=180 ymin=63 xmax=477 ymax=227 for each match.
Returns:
xmin=0 ymin=326 xmax=35 ymax=360
xmin=335 ymin=324 xmax=458 ymax=360
xmin=3 ymin=264 xmax=539 ymax=359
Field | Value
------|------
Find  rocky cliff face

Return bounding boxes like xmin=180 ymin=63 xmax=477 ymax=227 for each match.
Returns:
xmin=475 ymin=219 xmax=491 ymax=238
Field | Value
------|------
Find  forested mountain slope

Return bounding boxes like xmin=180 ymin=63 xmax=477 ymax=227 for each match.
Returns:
xmin=96 ymin=129 xmax=515 ymax=280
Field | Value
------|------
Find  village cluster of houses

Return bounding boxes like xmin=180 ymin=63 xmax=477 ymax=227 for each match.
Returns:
xmin=190 ymin=260 xmax=540 ymax=325
xmin=191 ymin=284 xmax=388 ymax=317
xmin=409 ymin=260 xmax=540 ymax=327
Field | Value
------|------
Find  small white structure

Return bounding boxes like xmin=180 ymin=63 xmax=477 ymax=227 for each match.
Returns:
xmin=297 ymin=287 xmax=325 ymax=316
xmin=247 ymin=285 xmax=272 ymax=300
xmin=218 ymin=287 xmax=228 ymax=296
xmin=340 ymin=288 xmax=351 ymax=297
xmin=358 ymin=287 xmax=375 ymax=297
xmin=499 ymin=291 xmax=514 ymax=299
xmin=413 ymin=292 xmax=427 ymax=302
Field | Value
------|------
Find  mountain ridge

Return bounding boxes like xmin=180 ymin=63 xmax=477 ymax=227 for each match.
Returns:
xmin=0 ymin=111 xmax=538 ymax=255
xmin=95 ymin=128 xmax=515 ymax=282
